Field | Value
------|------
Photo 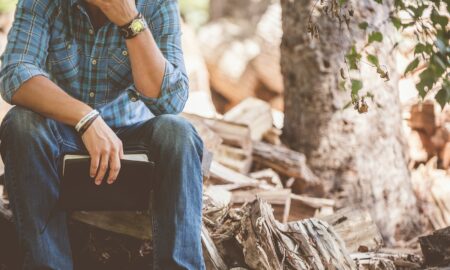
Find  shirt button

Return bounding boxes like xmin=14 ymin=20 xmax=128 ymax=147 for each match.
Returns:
xmin=89 ymin=29 xmax=94 ymax=35
xmin=130 ymin=96 xmax=137 ymax=102
xmin=91 ymin=59 xmax=97 ymax=65
xmin=89 ymin=91 xmax=95 ymax=98
xmin=122 ymin=50 xmax=128 ymax=56
xmin=67 ymin=44 xmax=72 ymax=49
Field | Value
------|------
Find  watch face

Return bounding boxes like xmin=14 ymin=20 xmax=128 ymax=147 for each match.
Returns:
xmin=130 ymin=20 xmax=145 ymax=33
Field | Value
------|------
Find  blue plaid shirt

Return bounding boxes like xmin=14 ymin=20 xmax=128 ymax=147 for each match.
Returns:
xmin=0 ymin=0 xmax=189 ymax=128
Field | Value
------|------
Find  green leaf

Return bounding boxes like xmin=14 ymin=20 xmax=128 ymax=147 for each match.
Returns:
xmin=409 ymin=4 xmax=428 ymax=18
xmin=368 ymin=31 xmax=383 ymax=44
xmin=416 ymin=67 xmax=436 ymax=97
xmin=390 ymin=16 xmax=402 ymax=29
xmin=431 ymin=8 xmax=448 ymax=28
xmin=345 ymin=46 xmax=362 ymax=70
xmin=358 ymin=22 xmax=369 ymax=30
xmin=414 ymin=43 xmax=433 ymax=55
xmin=404 ymin=58 xmax=419 ymax=75
xmin=394 ymin=0 xmax=405 ymax=9
xmin=372 ymin=0 xmax=382 ymax=3
xmin=339 ymin=0 xmax=348 ymax=5
xmin=435 ymin=88 xmax=450 ymax=109
xmin=351 ymin=79 xmax=363 ymax=95
xmin=367 ymin=54 xmax=379 ymax=67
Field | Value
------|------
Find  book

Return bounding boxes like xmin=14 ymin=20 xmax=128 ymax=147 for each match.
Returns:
xmin=59 ymin=151 xmax=155 ymax=211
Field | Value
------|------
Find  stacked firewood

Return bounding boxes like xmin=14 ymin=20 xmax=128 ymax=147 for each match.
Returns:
xmin=197 ymin=3 xmax=284 ymax=112
xmin=0 ymin=97 xmax=432 ymax=269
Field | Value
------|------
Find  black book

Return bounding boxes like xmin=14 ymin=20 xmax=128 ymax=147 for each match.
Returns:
xmin=59 ymin=151 xmax=155 ymax=211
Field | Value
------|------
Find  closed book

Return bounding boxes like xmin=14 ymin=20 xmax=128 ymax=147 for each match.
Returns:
xmin=59 ymin=151 xmax=155 ymax=211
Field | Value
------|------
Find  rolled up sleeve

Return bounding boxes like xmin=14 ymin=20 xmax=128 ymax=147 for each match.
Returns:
xmin=137 ymin=0 xmax=189 ymax=116
xmin=0 ymin=0 xmax=51 ymax=104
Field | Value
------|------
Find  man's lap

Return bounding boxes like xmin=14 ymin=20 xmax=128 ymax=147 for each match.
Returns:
xmin=0 ymin=106 xmax=197 ymax=159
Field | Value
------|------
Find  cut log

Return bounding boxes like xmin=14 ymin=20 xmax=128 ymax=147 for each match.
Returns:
xmin=230 ymin=188 xmax=291 ymax=223
xmin=419 ymin=226 xmax=450 ymax=267
xmin=223 ymin=97 xmax=273 ymax=141
xmin=209 ymin=161 xmax=273 ymax=190
xmin=184 ymin=113 xmax=253 ymax=174
xmin=351 ymin=252 xmax=422 ymax=269
xmin=320 ymin=208 xmax=384 ymax=253
xmin=288 ymin=194 xmax=335 ymax=222
xmin=235 ymin=198 xmax=356 ymax=269
xmin=409 ymin=102 xmax=436 ymax=136
xmin=249 ymin=168 xmax=283 ymax=188
xmin=184 ymin=115 xmax=223 ymax=176
xmin=252 ymin=141 xmax=324 ymax=196
xmin=411 ymin=160 xmax=450 ymax=230
xmin=262 ymin=127 xmax=282 ymax=146
xmin=202 ymin=224 xmax=228 ymax=270
xmin=199 ymin=3 xmax=284 ymax=112
xmin=197 ymin=19 xmax=261 ymax=109
xmin=408 ymin=129 xmax=432 ymax=163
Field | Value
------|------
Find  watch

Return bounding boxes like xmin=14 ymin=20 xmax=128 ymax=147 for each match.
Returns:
xmin=119 ymin=13 xmax=148 ymax=39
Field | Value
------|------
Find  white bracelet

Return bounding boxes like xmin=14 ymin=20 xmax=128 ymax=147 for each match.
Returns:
xmin=75 ymin=110 xmax=100 ymax=132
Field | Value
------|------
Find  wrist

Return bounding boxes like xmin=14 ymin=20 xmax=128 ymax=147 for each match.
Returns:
xmin=119 ymin=12 xmax=148 ymax=39
xmin=75 ymin=110 xmax=100 ymax=135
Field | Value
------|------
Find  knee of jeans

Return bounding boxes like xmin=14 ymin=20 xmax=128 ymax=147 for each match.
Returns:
xmin=1 ymin=106 xmax=51 ymax=142
xmin=152 ymin=114 xmax=204 ymax=153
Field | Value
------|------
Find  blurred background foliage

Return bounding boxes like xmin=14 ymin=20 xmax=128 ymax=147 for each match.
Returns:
xmin=0 ymin=0 xmax=16 ymax=13
xmin=179 ymin=0 xmax=209 ymax=28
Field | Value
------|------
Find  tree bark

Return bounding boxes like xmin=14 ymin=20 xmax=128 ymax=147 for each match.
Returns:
xmin=280 ymin=0 xmax=420 ymax=243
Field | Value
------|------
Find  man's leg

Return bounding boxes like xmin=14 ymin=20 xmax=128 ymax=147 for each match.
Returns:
xmin=117 ymin=115 xmax=205 ymax=270
xmin=0 ymin=106 xmax=82 ymax=270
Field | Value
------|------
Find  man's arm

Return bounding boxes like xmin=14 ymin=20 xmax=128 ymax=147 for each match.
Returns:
xmin=0 ymin=0 xmax=123 ymax=184
xmin=89 ymin=0 xmax=189 ymax=116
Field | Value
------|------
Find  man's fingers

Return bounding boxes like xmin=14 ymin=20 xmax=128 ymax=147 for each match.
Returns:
xmin=90 ymin=153 xmax=100 ymax=178
xmin=107 ymin=150 xmax=121 ymax=184
xmin=95 ymin=152 xmax=110 ymax=185
xmin=119 ymin=142 xmax=124 ymax=159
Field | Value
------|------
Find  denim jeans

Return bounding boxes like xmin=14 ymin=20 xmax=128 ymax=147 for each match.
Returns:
xmin=0 ymin=106 xmax=205 ymax=270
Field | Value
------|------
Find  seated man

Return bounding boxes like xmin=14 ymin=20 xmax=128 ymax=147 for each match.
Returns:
xmin=0 ymin=0 xmax=205 ymax=269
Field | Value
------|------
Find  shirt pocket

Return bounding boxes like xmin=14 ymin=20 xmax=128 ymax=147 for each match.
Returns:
xmin=47 ymin=38 xmax=80 ymax=86
xmin=107 ymin=48 xmax=133 ymax=91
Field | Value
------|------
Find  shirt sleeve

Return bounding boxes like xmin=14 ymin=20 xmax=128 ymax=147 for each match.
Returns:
xmin=0 ymin=0 xmax=51 ymax=104
xmin=135 ymin=0 xmax=189 ymax=116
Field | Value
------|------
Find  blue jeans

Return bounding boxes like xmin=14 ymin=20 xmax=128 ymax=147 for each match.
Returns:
xmin=0 ymin=106 xmax=205 ymax=270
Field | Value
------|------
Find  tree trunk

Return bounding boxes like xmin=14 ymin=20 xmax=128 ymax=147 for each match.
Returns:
xmin=280 ymin=0 xmax=420 ymax=243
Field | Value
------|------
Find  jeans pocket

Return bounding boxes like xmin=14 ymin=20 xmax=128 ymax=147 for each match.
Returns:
xmin=107 ymin=47 xmax=133 ymax=91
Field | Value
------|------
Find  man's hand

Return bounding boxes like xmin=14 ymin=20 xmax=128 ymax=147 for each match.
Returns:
xmin=81 ymin=117 xmax=124 ymax=185
xmin=85 ymin=0 xmax=138 ymax=26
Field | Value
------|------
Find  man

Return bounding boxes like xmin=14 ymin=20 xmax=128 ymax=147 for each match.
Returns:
xmin=0 ymin=0 xmax=205 ymax=269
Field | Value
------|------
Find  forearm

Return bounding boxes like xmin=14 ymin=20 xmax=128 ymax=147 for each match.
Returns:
xmin=11 ymin=76 xmax=93 ymax=126
xmin=126 ymin=28 xmax=166 ymax=98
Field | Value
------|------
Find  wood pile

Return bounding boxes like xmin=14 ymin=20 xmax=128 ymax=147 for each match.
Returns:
xmin=2 ymin=97 xmax=445 ymax=269
xmin=197 ymin=3 xmax=284 ymax=112
xmin=407 ymin=101 xmax=450 ymax=170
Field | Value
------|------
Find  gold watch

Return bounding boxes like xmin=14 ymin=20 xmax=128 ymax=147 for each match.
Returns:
xmin=119 ymin=13 xmax=148 ymax=39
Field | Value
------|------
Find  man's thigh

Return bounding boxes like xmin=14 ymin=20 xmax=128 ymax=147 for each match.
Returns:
xmin=0 ymin=106 xmax=85 ymax=156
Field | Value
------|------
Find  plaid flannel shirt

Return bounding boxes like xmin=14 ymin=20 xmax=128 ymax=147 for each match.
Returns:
xmin=0 ymin=0 xmax=189 ymax=128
